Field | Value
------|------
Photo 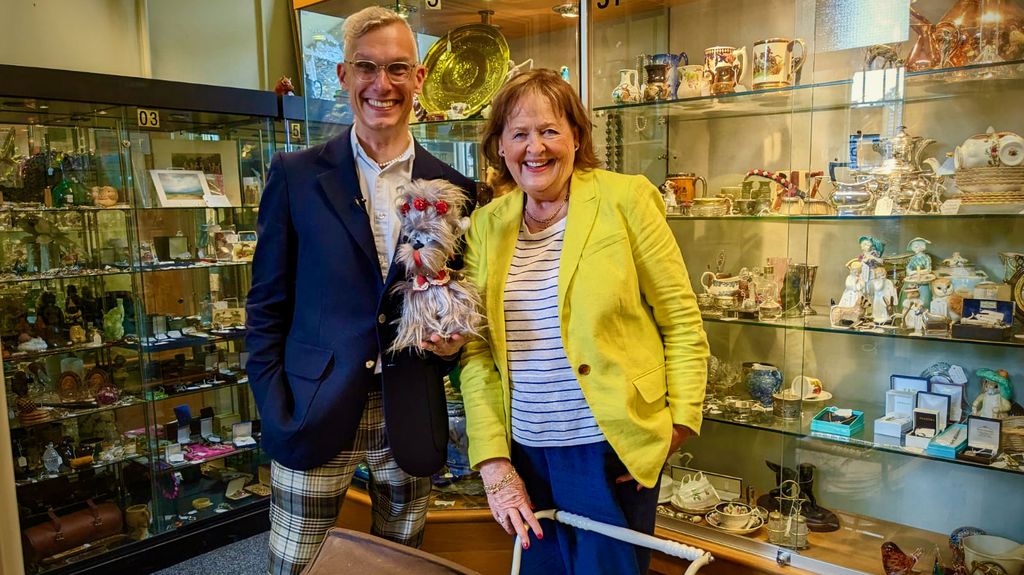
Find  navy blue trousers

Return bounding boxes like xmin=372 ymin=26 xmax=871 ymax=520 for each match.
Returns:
xmin=512 ymin=441 xmax=660 ymax=575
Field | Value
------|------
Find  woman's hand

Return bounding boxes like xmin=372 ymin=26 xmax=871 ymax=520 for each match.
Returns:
xmin=479 ymin=458 xmax=543 ymax=546
xmin=420 ymin=333 xmax=466 ymax=359
xmin=615 ymin=424 xmax=695 ymax=489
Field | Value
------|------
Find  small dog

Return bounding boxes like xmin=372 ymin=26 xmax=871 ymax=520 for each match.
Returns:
xmin=389 ymin=179 xmax=483 ymax=355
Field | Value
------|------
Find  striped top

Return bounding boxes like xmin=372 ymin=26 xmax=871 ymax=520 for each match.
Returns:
xmin=504 ymin=218 xmax=603 ymax=447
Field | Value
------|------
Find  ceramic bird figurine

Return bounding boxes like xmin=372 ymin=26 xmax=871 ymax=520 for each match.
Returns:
xmin=882 ymin=542 xmax=923 ymax=575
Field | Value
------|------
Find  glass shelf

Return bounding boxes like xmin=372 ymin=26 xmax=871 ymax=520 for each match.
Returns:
xmin=0 ymin=205 xmax=132 ymax=213
xmin=0 ymin=267 xmax=131 ymax=285
xmin=667 ymin=212 xmax=1024 ymax=222
xmin=145 ymin=376 xmax=249 ymax=404
xmin=14 ymin=453 xmax=136 ymax=488
xmin=702 ymin=306 xmax=1024 ymax=349
xmin=4 ymin=338 xmax=133 ymax=364
xmin=409 ymin=118 xmax=485 ymax=142
xmin=143 ymin=443 xmax=262 ymax=474
xmin=138 ymin=329 xmax=246 ymax=353
xmin=9 ymin=396 xmax=145 ymax=430
xmin=134 ymin=205 xmax=259 ymax=211
xmin=703 ymin=406 xmax=1023 ymax=478
xmin=594 ymin=59 xmax=1024 ymax=122
xmin=135 ymin=261 xmax=251 ymax=274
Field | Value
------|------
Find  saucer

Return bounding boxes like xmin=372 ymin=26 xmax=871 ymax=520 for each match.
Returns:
xmin=706 ymin=511 xmax=764 ymax=534
xmin=802 ymin=391 xmax=833 ymax=403
xmin=670 ymin=499 xmax=719 ymax=515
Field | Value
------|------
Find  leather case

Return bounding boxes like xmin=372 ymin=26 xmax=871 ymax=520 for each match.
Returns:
xmin=21 ymin=500 xmax=123 ymax=564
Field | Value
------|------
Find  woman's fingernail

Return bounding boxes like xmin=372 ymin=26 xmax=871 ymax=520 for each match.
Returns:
xmin=537 ymin=533 xmax=544 ymax=540
xmin=523 ymin=542 xmax=530 ymax=550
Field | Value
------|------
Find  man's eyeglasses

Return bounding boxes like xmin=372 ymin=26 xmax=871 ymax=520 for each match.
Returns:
xmin=348 ymin=60 xmax=416 ymax=83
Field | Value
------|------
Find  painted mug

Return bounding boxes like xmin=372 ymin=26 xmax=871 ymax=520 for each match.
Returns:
xmin=752 ymin=38 xmax=806 ymax=89
xmin=662 ymin=172 xmax=707 ymax=203
xmin=677 ymin=64 xmax=707 ymax=98
xmin=704 ymin=46 xmax=747 ymax=89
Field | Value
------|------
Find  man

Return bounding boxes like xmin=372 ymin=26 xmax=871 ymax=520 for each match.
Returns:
xmin=245 ymin=7 xmax=474 ymax=574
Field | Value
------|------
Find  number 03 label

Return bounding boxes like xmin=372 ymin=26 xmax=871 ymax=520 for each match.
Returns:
xmin=425 ymin=0 xmax=441 ymax=8
xmin=137 ymin=108 xmax=160 ymax=128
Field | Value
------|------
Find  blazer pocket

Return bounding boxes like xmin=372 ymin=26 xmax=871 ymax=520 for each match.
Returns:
xmin=631 ymin=363 xmax=667 ymax=404
xmin=284 ymin=338 xmax=335 ymax=381
xmin=582 ymin=230 xmax=628 ymax=260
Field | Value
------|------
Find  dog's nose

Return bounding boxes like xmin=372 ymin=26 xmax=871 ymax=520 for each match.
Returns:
xmin=412 ymin=240 xmax=424 ymax=250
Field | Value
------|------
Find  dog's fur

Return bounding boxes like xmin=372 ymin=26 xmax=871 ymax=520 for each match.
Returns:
xmin=389 ymin=179 xmax=484 ymax=355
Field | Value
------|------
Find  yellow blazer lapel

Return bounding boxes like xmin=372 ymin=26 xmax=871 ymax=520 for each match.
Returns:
xmin=558 ymin=171 xmax=599 ymax=313
xmin=487 ymin=190 xmax=524 ymax=377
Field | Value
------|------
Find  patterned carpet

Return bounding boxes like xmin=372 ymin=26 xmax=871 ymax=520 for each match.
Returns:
xmin=152 ymin=530 xmax=269 ymax=575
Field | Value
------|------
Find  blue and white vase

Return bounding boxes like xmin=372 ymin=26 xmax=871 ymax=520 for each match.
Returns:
xmin=746 ymin=363 xmax=783 ymax=407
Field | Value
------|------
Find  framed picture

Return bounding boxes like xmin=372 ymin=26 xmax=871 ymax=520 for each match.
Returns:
xmin=890 ymin=374 xmax=929 ymax=393
xmin=151 ymin=138 xmax=241 ymax=206
xmin=917 ymin=392 xmax=951 ymax=431
xmin=212 ymin=307 xmax=246 ymax=329
xmin=149 ymin=170 xmax=210 ymax=207
xmin=930 ymin=382 xmax=965 ymax=423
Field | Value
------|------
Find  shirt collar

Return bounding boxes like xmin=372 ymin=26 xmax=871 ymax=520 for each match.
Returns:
xmin=350 ymin=127 xmax=415 ymax=173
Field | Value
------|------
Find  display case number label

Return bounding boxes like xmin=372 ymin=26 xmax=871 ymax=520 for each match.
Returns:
xmin=596 ymin=0 xmax=620 ymax=8
xmin=425 ymin=0 xmax=441 ymax=9
xmin=137 ymin=108 xmax=160 ymax=128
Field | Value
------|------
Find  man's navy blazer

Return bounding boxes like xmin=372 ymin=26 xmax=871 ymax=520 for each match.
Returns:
xmin=245 ymin=127 xmax=475 ymax=473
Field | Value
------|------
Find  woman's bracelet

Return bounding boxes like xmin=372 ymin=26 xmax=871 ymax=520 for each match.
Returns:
xmin=483 ymin=470 xmax=519 ymax=495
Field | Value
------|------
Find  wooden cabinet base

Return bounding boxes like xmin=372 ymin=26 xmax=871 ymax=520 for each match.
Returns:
xmin=336 ymin=489 xmax=514 ymax=575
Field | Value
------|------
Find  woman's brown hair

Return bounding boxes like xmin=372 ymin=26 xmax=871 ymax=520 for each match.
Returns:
xmin=481 ymin=69 xmax=599 ymax=191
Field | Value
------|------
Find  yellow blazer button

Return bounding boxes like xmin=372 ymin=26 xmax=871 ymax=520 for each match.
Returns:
xmin=578 ymin=364 xmax=591 ymax=376
xmin=365 ymin=360 xmax=376 ymax=369
xmin=378 ymin=314 xmax=386 ymax=324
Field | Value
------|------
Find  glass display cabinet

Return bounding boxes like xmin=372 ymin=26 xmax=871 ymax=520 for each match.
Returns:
xmin=589 ymin=0 xmax=1024 ymax=573
xmin=0 ymin=65 xmax=278 ymax=574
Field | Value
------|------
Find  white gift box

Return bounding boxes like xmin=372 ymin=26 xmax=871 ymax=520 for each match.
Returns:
xmin=874 ymin=414 xmax=913 ymax=438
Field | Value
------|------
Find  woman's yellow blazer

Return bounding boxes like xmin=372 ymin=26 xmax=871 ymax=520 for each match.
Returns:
xmin=459 ymin=168 xmax=709 ymax=488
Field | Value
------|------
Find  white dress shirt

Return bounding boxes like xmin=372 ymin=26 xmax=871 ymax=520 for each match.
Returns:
xmin=351 ymin=128 xmax=416 ymax=374
xmin=350 ymin=127 xmax=416 ymax=278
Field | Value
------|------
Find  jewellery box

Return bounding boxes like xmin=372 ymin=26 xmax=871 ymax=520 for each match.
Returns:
xmin=926 ymin=423 xmax=968 ymax=459
xmin=885 ymin=389 xmax=917 ymax=416
xmin=873 ymin=414 xmax=912 ymax=439
xmin=810 ymin=407 xmax=864 ymax=437
xmin=905 ymin=409 xmax=940 ymax=450
xmin=957 ymin=416 xmax=1002 ymax=464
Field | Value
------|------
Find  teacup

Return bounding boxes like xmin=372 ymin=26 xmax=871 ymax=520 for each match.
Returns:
xmin=714 ymin=501 xmax=754 ymax=529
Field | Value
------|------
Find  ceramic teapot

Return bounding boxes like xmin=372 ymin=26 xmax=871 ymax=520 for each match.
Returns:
xmin=955 ymin=126 xmax=1024 ymax=169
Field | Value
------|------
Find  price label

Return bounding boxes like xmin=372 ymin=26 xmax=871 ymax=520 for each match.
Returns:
xmin=940 ymin=199 xmax=962 ymax=215
xmin=425 ymin=0 xmax=441 ymax=9
xmin=137 ymin=108 xmax=160 ymax=128
xmin=873 ymin=196 xmax=894 ymax=216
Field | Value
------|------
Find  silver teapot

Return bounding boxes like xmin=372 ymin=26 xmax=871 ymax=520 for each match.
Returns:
xmin=871 ymin=126 xmax=937 ymax=175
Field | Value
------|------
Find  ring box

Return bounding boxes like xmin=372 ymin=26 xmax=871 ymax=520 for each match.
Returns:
xmin=890 ymin=375 xmax=929 ymax=393
xmin=957 ymin=416 xmax=1002 ymax=464
xmin=916 ymin=392 xmax=951 ymax=432
xmin=231 ymin=422 xmax=257 ymax=448
xmin=885 ymin=389 xmax=917 ymax=416
xmin=905 ymin=409 xmax=940 ymax=450
xmin=225 ymin=476 xmax=251 ymax=501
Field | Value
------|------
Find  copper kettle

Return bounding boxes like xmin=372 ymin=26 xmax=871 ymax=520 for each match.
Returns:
xmin=939 ymin=0 xmax=1024 ymax=66
xmin=907 ymin=6 xmax=961 ymax=70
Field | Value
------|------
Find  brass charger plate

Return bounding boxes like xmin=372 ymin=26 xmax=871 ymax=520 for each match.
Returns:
xmin=420 ymin=24 xmax=510 ymax=117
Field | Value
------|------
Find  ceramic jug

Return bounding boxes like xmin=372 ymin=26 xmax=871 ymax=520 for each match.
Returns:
xmin=662 ymin=172 xmax=707 ymax=204
xmin=651 ymin=51 xmax=688 ymax=97
xmin=612 ymin=69 xmax=641 ymax=104
xmin=752 ymin=38 xmax=805 ymax=89
xmin=677 ymin=64 xmax=707 ymax=98
xmin=701 ymin=271 xmax=741 ymax=298
xmin=643 ymin=63 xmax=672 ymax=102
xmin=704 ymin=46 xmax=747 ymax=90
xmin=745 ymin=363 xmax=783 ymax=407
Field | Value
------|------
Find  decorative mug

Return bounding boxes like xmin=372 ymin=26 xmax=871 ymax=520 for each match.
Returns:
xmin=752 ymin=38 xmax=806 ymax=89
xmin=662 ymin=172 xmax=707 ymax=204
xmin=643 ymin=63 xmax=672 ymax=102
xmin=677 ymin=64 xmax=707 ymax=98
xmin=704 ymin=46 xmax=746 ymax=89
xmin=709 ymin=62 xmax=740 ymax=95
xmin=447 ymin=102 xmax=470 ymax=120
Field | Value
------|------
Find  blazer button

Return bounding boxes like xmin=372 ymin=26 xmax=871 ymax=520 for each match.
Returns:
xmin=578 ymin=364 xmax=591 ymax=376
xmin=365 ymin=360 xmax=376 ymax=369
xmin=377 ymin=314 xmax=386 ymax=325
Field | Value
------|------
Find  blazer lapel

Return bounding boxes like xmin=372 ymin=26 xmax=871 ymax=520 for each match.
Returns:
xmin=488 ymin=190 xmax=525 ymax=366
xmin=558 ymin=171 xmax=599 ymax=313
xmin=316 ymin=128 xmax=379 ymax=281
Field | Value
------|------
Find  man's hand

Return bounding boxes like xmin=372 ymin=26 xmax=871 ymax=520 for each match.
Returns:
xmin=420 ymin=333 xmax=466 ymax=359
xmin=615 ymin=424 xmax=695 ymax=490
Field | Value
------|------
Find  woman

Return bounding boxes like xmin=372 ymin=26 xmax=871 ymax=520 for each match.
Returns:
xmin=459 ymin=69 xmax=709 ymax=575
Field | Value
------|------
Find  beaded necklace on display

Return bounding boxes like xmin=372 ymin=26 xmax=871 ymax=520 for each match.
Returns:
xmin=525 ymin=190 xmax=570 ymax=227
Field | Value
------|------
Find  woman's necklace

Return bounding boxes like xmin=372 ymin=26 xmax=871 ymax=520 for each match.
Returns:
xmin=525 ymin=191 xmax=570 ymax=227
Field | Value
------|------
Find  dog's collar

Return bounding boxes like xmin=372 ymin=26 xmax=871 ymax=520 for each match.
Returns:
xmin=413 ymin=268 xmax=451 ymax=291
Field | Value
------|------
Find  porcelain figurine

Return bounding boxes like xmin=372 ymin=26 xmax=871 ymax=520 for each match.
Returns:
xmin=972 ymin=369 xmax=1013 ymax=420
xmin=902 ymin=297 xmax=928 ymax=335
xmin=870 ymin=266 xmax=897 ymax=324
xmin=838 ymin=259 xmax=866 ymax=307
xmin=858 ymin=236 xmax=885 ymax=293
xmin=906 ymin=237 xmax=933 ymax=276
xmin=929 ymin=277 xmax=962 ymax=321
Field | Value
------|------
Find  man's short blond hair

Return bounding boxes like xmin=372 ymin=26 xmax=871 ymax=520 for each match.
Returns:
xmin=343 ymin=7 xmax=418 ymax=62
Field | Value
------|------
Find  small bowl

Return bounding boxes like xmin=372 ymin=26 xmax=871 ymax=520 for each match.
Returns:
xmin=714 ymin=501 xmax=753 ymax=529
xmin=963 ymin=535 xmax=1024 ymax=575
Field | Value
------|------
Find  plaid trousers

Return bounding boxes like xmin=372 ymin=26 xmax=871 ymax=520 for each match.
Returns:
xmin=267 ymin=391 xmax=433 ymax=575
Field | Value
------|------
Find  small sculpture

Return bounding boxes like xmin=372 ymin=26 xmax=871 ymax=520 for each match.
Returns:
xmin=972 ymin=369 xmax=1013 ymax=420
xmin=905 ymin=237 xmax=933 ymax=277
xmin=90 ymin=185 xmax=119 ymax=207
xmin=930 ymin=277 xmax=963 ymax=321
xmin=273 ymin=76 xmax=295 ymax=96
xmin=387 ymin=179 xmax=483 ymax=354
xmin=870 ymin=266 xmax=897 ymax=324
xmin=858 ymin=235 xmax=885 ymax=292
xmin=838 ymin=259 xmax=866 ymax=307
xmin=881 ymin=541 xmax=922 ymax=575
xmin=103 ymin=298 xmax=125 ymax=341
